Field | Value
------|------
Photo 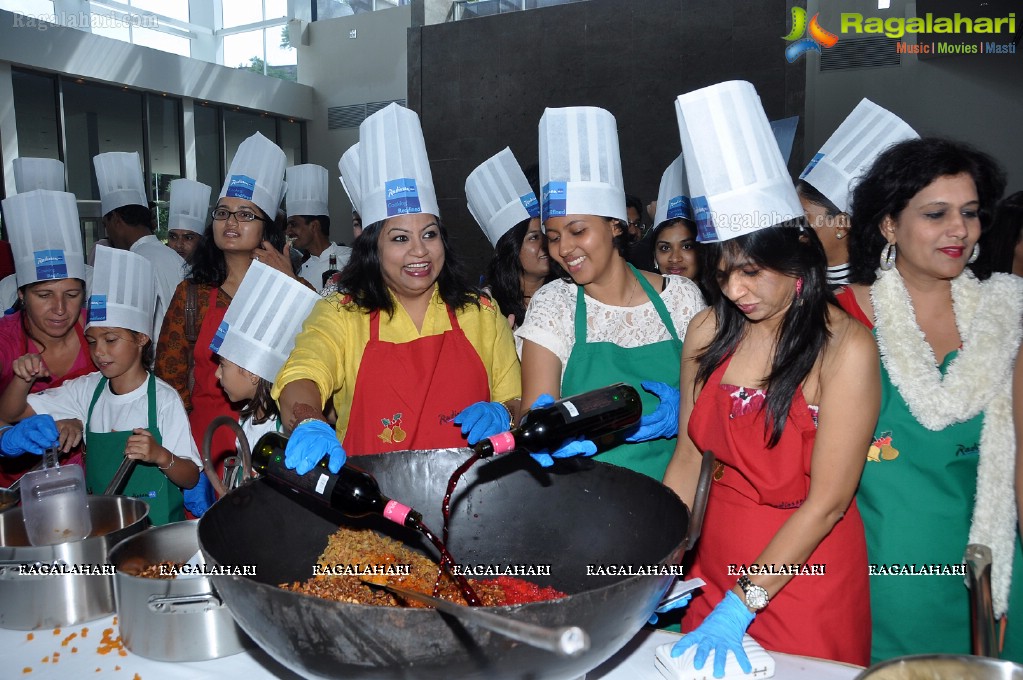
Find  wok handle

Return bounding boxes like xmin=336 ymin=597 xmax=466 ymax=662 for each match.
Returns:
xmin=683 ymin=450 xmax=715 ymax=552
xmin=371 ymin=582 xmax=590 ymax=657
xmin=201 ymin=416 xmax=253 ymax=497
xmin=103 ymin=456 xmax=137 ymax=496
xmin=965 ymin=543 xmax=998 ymax=657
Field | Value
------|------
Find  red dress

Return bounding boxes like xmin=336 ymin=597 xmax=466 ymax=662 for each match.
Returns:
xmin=682 ymin=357 xmax=871 ymax=666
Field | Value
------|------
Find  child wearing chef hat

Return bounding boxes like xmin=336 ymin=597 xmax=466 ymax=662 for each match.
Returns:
xmin=661 ymin=80 xmax=875 ymax=671
xmin=5 ymin=246 xmax=201 ymax=525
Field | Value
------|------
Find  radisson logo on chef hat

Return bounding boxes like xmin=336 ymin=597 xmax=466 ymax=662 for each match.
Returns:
xmin=541 ymin=182 xmax=567 ymax=222
xmin=385 ymin=178 xmax=421 ymax=216
xmin=226 ymin=174 xmax=256 ymax=201
xmin=88 ymin=295 xmax=107 ymax=323
xmin=666 ymin=195 xmax=693 ymax=221
xmin=520 ymin=192 xmax=540 ymax=218
xmin=210 ymin=321 xmax=229 ymax=354
xmin=34 ymin=249 xmax=68 ymax=280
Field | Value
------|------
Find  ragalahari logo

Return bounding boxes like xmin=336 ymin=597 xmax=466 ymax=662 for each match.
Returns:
xmin=783 ymin=7 xmax=839 ymax=62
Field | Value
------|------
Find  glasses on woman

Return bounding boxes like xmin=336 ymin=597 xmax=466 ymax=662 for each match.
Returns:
xmin=211 ymin=208 xmax=265 ymax=223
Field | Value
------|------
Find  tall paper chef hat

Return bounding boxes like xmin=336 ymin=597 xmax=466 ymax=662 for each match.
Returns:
xmin=652 ymin=153 xmax=692 ymax=229
xmin=86 ymin=245 xmax=157 ymax=337
xmin=13 ymin=158 xmax=65 ymax=193
xmin=168 ymin=179 xmax=212 ymax=234
xmin=358 ymin=103 xmax=439 ymax=227
xmin=218 ymin=132 xmax=287 ymax=220
xmin=2 ymin=190 xmax=87 ymax=288
xmin=538 ymin=107 xmax=627 ymax=226
xmin=286 ymin=164 xmax=329 ymax=218
xmin=800 ymin=98 xmax=918 ymax=214
xmin=338 ymin=143 xmax=362 ymax=214
xmin=675 ymin=80 xmax=804 ymax=243
xmin=465 ymin=147 xmax=540 ymax=247
xmin=93 ymin=151 xmax=148 ymax=216
xmin=210 ymin=260 xmax=320 ymax=382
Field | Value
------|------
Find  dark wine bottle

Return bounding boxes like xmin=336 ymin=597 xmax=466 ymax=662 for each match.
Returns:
xmin=250 ymin=432 xmax=422 ymax=529
xmin=473 ymin=382 xmax=643 ymax=458
xmin=321 ymin=251 xmax=340 ymax=288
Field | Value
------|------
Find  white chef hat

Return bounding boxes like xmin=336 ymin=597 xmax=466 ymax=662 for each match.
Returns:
xmin=168 ymin=179 xmax=213 ymax=234
xmin=86 ymin=245 xmax=157 ymax=337
xmin=653 ymin=153 xmax=692 ymax=229
xmin=93 ymin=151 xmax=148 ymax=216
xmin=358 ymin=103 xmax=439 ymax=228
xmin=218 ymin=132 xmax=287 ymax=220
xmin=13 ymin=158 xmax=65 ymax=193
xmin=2 ymin=190 xmax=87 ymax=288
xmin=675 ymin=80 xmax=804 ymax=243
xmin=538 ymin=107 xmax=627 ymax=227
xmin=286 ymin=164 xmax=329 ymax=218
xmin=800 ymin=98 xmax=918 ymax=214
xmin=209 ymin=261 xmax=319 ymax=382
xmin=465 ymin=147 xmax=540 ymax=247
xmin=338 ymin=143 xmax=362 ymax=214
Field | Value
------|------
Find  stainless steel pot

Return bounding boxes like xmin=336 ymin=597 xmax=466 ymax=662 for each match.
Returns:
xmin=855 ymin=654 xmax=1023 ymax=679
xmin=109 ymin=520 xmax=252 ymax=661
xmin=0 ymin=495 xmax=150 ymax=630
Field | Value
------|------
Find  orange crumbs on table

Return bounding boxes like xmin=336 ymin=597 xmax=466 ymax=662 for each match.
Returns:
xmin=72 ymin=647 xmax=78 ymax=653
xmin=25 ymin=633 xmax=33 ymax=641
xmin=21 ymin=668 xmax=31 ymax=674
xmin=61 ymin=632 xmax=77 ymax=646
xmin=81 ymin=627 xmax=89 ymax=638
xmin=52 ymin=628 xmax=61 ymax=636
xmin=40 ymin=657 xmax=48 ymax=663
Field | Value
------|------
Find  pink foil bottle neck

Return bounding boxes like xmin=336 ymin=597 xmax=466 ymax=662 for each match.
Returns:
xmin=383 ymin=499 xmax=412 ymax=525
xmin=488 ymin=431 xmax=516 ymax=455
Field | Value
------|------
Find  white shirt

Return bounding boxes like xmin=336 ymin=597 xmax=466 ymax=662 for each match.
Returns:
xmin=298 ymin=243 xmax=352 ymax=292
xmin=240 ymin=413 xmax=280 ymax=453
xmin=515 ymin=275 xmax=706 ymax=381
xmin=27 ymin=371 xmax=201 ymax=468
xmin=129 ymin=235 xmax=186 ymax=345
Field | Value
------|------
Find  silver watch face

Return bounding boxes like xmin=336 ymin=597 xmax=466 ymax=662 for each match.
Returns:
xmin=745 ymin=585 xmax=769 ymax=610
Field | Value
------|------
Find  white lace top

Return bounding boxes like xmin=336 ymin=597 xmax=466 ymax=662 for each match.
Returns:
xmin=515 ymin=275 xmax=706 ymax=379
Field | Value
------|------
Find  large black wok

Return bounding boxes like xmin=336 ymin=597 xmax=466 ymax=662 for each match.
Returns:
xmin=198 ymin=448 xmax=702 ymax=679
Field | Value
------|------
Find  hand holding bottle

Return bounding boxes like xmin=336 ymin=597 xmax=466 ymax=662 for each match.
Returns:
xmin=453 ymin=401 xmax=511 ymax=445
xmin=525 ymin=394 xmax=597 ymax=467
xmin=285 ymin=419 xmax=347 ymax=474
xmin=670 ymin=591 xmax=754 ymax=678
xmin=0 ymin=415 xmax=60 ymax=456
xmin=624 ymin=381 xmax=680 ymax=442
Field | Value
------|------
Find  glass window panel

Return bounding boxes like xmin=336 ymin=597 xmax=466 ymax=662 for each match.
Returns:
xmin=149 ymin=96 xmax=182 ymax=201
xmin=224 ymin=109 xmax=275 ymax=177
xmin=130 ymin=0 xmax=188 ymax=23
xmin=89 ymin=6 xmax=131 ymax=42
xmin=0 ymin=0 xmax=54 ymax=17
xmin=278 ymin=119 xmax=303 ymax=167
xmin=265 ymin=0 xmax=287 ymax=18
xmin=224 ymin=29 xmax=264 ymax=70
xmin=266 ymin=25 xmax=296 ymax=70
xmin=62 ymin=80 xmax=144 ymax=202
xmin=222 ymin=0 xmax=263 ymax=28
xmin=12 ymin=70 xmax=60 ymax=161
xmin=194 ymin=103 xmax=222 ymax=195
xmin=133 ymin=25 xmax=190 ymax=57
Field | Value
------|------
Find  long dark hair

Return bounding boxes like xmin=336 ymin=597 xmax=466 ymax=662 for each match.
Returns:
xmin=241 ymin=377 xmax=279 ymax=425
xmin=483 ymin=219 xmax=549 ymax=323
xmin=847 ymin=137 xmax=1006 ymax=285
xmin=336 ymin=216 xmax=481 ymax=316
xmin=188 ymin=206 xmax=287 ymax=286
xmin=548 ymin=217 xmax=631 ymax=283
xmin=795 ymin=180 xmax=843 ymax=217
xmin=696 ymin=221 xmax=833 ymax=447
xmin=971 ymin=190 xmax=1023 ymax=279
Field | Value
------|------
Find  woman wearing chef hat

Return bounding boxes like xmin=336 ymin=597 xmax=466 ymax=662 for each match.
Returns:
xmin=274 ymin=103 xmax=521 ymax=474
xmin=661 ymin=81 xmax=877 ymax=672
xmin=467 ymin=147 xmax=551 ymax=332
xmin=838 ymin=138 xmax=1023 ymax=662
xmin=156 ymin=132 xmax=295 ymax=501
xmin=647 ymin=153 xmax=703 ymax=296
xmin=797 ymin=98 xmax=917 ymax=288
xmin=0 ymin=189 xmax=96 ymax=487
xmin=515 ymin=106 xmax=705 ymax=480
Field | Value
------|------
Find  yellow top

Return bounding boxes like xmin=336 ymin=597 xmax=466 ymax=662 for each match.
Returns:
xmin=272 ymin=286 xmax=521 ymax=441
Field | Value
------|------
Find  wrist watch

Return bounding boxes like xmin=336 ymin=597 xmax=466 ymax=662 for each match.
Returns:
xmin=737 ymin=576 xmax=769 ymax=611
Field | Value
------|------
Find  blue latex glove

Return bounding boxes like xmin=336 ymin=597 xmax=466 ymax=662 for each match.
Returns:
xmin=183 ymin=473 xmax=217 ymax=517
xmin=625 ymin=381 xmax=680 ymax=442
xmin=671 ymin=591 xmax=755 ymax=678
xmin=0 ymin=415 xmax=59 ymax=456
xmin=648 ymin=593 xmax=693 ymax=625
xmin=527 ymin=394 xmax=598 ymax=467
xmin=285 ymin=420 xmax=347 ymax=475
xmin=453 ymin=401 xmax=510 ymax=445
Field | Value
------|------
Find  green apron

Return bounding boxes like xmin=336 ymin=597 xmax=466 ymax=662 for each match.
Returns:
xmin=859 ymin=349 xmax=1023 ymax=663
xmin=561 ymin=264 xmax=682 ymax=481
xmin=85 ymin=373 xmax=183 ymax=525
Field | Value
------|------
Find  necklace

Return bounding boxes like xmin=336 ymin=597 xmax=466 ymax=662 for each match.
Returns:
xmin=623 ymin=275 xmax=638 ymax=307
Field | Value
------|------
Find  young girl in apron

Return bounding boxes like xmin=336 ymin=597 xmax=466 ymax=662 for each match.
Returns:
xmin=5 ymin=247 xmax=201 ymax=525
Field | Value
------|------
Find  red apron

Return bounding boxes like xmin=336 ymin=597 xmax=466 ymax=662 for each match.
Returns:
xmin=0 ymin=319 xmax=93 ymax=487
xmin=342 ymin=305 xmax=491 ymax=455
xmin=188 ymin=287 xmax=239 ymax=483
xmin=682 ymin=357 xmax=871 ymax=666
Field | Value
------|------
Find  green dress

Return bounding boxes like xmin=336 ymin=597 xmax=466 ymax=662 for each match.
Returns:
xmin=858 ymin=350 xmax=1023 ymax=663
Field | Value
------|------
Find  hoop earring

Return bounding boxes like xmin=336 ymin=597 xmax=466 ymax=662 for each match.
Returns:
xmin=879 ymin=243 xmax=896 ymax=271
xmin=968 ymin=243 xmax=979 ymax=264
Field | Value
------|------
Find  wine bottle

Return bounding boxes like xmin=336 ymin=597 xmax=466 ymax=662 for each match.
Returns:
xmin=250 ymin=432 xmax=422 ymax=529
xmin=322 ymin=251 xmax=340 ymax=288
xmin=473 ymin=383 xmax=643 ymax=458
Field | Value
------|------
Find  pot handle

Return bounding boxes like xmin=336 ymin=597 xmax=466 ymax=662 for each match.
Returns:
xmin=683 ymin=450 xmax=715 ymax=552
xmin=965 ymin=543 xmax=997 ymax=657
xmin=147 ymin=592 xmax=223 ymax=614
